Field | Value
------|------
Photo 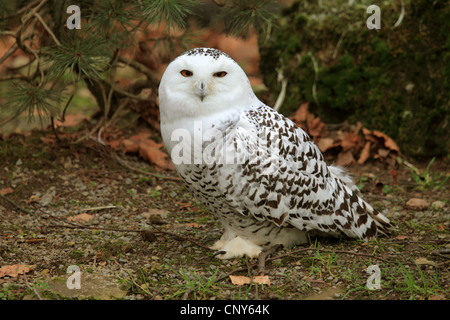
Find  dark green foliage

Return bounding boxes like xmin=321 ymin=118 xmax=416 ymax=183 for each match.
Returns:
xmin=42 ymin=32 xmax=112 ymax=83
xmin=140 ymin=0 xmax=199 ymax=31
xmin=259 ymin=0 xmax=449 ymax=157
xmin=86 ymin=0 xmax=138 ymax=46
xmin=0 ymin=0 xmax=276 ymax=128
xmin=218 ymin=0 xmax=276 ymax=38
xmin=3 ymin=81 xmax=62 ymax=122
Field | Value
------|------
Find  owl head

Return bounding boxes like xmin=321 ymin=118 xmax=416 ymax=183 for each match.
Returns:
xmin=158 ymin=48 xmax=258 ymax=121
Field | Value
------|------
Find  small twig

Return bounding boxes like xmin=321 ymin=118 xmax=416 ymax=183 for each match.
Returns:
xmin=33 ymin=12 xmax=61 ymax=46
xmin=45 ymin=223 xmax=211 ymax=250
xmin=23 ymin=272 xmax=43 ymax=300
xmin=257 ymin=244 xmax=282 ymax=276
xmin=112 ymin=152 xmax=182 ymax=182
xmin=393 ymin=0 xmax=405 ymax=29
xmin=332 ymin=29 xmax=347 ymax=60
xmin=269 ymin=246 xmax=393 ymax=264
xmin=105 ymin=98 xmax=129 ymax=128
xmin=211 ymin=0 xmax=226 ymax=7
xmin=23 ymin=42 xmax=45 ymax=87
xmin=103 ymin=78 xmax=149 ymax=101
xmin=25 ymin=238 xmax=47 ymax=243
xmin=50 ymin=116 xmax=60 ymax=142
xmin=0 ymin=43 xmax=19 ymax=65
xmin=215 ymin=244 xmax=395 ymax=285
xmin=45 ymin=223 xmax=142 ymax=234
xmin=311 ymin=55 xmax=320 ymax=106
xmin=151 ymin=226 xmax=212 ymax=250
xmin=0 ymin=31 xmax=16 ymax=37
xmin=0 ymin=193 xmax=33 ymax=215
xmin=432 ymin=249 xmax=450 ymax=260
xmin=59 ymin=93 xmax=75 ymax=123
xmin=273 ymin=70 xmax=287 ymax=111
xmin=117 ymin=56 xmax=154 ymax=80
xmin=81 ymin=205 xmax=117 ymax=212
xmin=0 ymin=74 xmax=32 ymax=82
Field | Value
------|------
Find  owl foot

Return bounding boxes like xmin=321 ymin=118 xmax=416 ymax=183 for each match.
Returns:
xmin=210 ymin=236 xmax=263 ymax=260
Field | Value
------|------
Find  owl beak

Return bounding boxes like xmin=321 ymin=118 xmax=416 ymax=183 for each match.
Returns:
xmin=197 ymin=81 xmax=207 ymax=101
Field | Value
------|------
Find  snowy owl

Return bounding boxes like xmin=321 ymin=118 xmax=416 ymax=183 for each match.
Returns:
xmin=158 ymin=48 xmax=393 ymax=259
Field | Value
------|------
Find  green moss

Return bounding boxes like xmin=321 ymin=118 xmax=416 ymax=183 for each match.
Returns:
xmin=258 ymin=0 xmax=449 ymax=157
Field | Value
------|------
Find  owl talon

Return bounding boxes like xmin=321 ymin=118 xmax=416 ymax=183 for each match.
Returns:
xmin=212 ymin=250 xmax=227 ymax=257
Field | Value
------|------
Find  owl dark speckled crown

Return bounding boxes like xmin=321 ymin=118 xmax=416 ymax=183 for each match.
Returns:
xmin=181 ymin=47 xmax=232 ymax=61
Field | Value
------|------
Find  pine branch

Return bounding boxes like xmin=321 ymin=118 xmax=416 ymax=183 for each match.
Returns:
xmin=219 ymin=0 xmax=276 ymax=37
xmin=140 ymin=0 xmax=199 ymax=31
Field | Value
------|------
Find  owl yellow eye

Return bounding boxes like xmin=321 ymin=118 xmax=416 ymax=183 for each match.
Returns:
xmin=213 ymin=71 xmax=227 ymax=78
xmin=180 ymin=70 xmax=193 ymax=77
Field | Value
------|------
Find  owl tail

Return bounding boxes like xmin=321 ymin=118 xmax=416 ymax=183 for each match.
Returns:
xmin=365 ymin=204 xmax=393 ymax=237
xmin=329 ymin=165 xmax=395 ymax=239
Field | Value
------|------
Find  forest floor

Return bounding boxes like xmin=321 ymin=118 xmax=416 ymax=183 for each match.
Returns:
xmin=0 ymin=120 xmax=448 ymax=301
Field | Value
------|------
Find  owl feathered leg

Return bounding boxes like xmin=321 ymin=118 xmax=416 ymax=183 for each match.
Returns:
xmin=210 ymin=235 xmax=263 ymax=259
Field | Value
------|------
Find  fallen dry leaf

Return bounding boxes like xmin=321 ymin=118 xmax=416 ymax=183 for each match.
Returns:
xmin=357 ymin=141 xmax=371 ymax=164
xmin=372 ymin=130 xmax=400 ymax=153
xmin=430 ymin=295 xmax=446 ymax=300
xmin=291 ymin=103 xmax=309 ymax=123
xmin=0 ymin=264 xmax=36 ymax=278
xmin=121 ymin=139 xmax=140 ymax=153
xmin=129 ymin=129 xmax=153 ymax=142
xmin=185 ymin=223 xmax=202 ymax=228
xmin=307 ymin=114 xmax=325 ymax=138
xmin=67 ymin=213 xmax=94 ymax=223
xmin=138 ymin=139 xmax=164 ymax=149
xmin=340 ymin=132 xmax=363 ymax=151
xmin=395 ymin=235 xmax=409 ymax=240
xmin=354 ymin=121 xmax=363 ymax=135
xmin=391 ymin=169 xmax=398 ymax=187
xmin=290 ymin=102 xmax=326 ymax=139
xmin=26 ymin=194 xmax=40 ymax=205
xmin=406 ymin=198 xmax=429 ymax=211
xmin=377 ymin=148 xmax=390 ymax=158
xmin=229 ymin=275 xmax=270 ymax=286
xmin=141 ymin=209 xmax=169 ymax=219
xmin=414 ymin=257 xmax=437 ymax=267
xmin=253 ymin=275 xmax=270 ymax=286
xmin=317 ymin=138 xmax=335 ymax=152
xmin=335 ymin=150 xmax=355 ymax=167
xmin=104 ymin=128 xmax=174 ymax=170
xmin=40 ymin=136 xmax=57 ymax=144
xmin=54 ymin=114 xmax=88 ymax=128
xmin=432 ymin=201 xmax=445 ymax=209
xmin=0 ymin=187 xmax=14 ymax=196
xmin=139 ymin=143 xmax=174 ymax=171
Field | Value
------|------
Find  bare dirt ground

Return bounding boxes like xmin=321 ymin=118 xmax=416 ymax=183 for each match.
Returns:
xmin=0 ymin=125 xmax=448 ymax=301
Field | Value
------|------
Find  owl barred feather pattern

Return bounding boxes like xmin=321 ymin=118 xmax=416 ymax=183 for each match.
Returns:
xmin=159 ymin=48 xmax=393 ymax=259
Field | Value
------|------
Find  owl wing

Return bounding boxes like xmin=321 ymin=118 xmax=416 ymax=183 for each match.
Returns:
xmin=216 ymin=105 xmax=392 ymax=240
